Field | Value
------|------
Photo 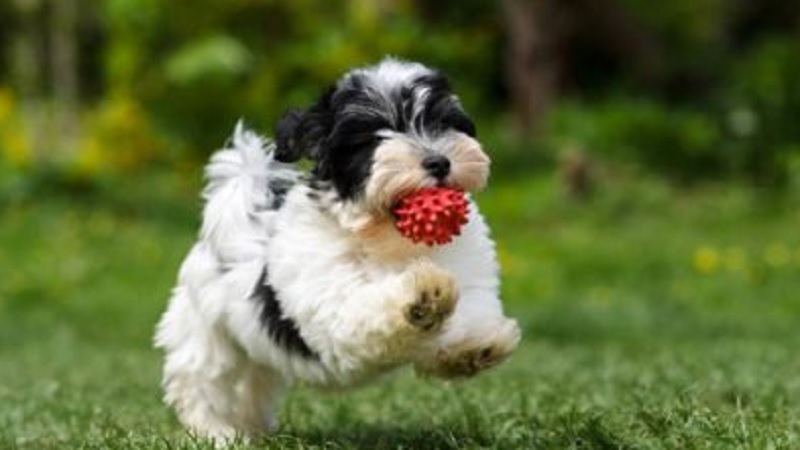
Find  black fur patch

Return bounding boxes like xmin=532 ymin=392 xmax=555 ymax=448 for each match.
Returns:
xmin=317 ymin=112 xmax=388 ymax=200
xmin=252 ymin=269 xmax=317 ymax=359
xmin=307 ymin=190 xmax=321 ymax=201
xmin=267 ymin=177 xmax=294 ymax=209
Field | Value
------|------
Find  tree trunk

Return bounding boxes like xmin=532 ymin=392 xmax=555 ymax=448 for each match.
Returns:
xmin=501 ymin=0 xmax=565 ymax=135
xmin=501 ymin=0 xmax=662 ymax=135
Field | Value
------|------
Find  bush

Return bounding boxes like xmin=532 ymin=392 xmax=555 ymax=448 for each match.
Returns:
xmin=721 ymin=38 xmax=800 ymax=185
xmin=546 ymin=100 xmax=724 ymax=181
xmin=545 ymin=36 xmax=800 ymax=186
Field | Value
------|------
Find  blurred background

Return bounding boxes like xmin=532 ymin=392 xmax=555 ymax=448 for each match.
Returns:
xmin=2 ymin=0 xmax=799 ymax=187
xmin=2 ymin=1 xmax=800 ymax=446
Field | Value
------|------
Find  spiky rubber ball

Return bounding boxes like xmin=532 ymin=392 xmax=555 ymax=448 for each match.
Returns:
xmin=392 ymin=187 xmax=469 ymax=246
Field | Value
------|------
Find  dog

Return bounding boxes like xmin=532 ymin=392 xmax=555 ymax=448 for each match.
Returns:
xmin=155 ymin=57 xmax=521 ymax=441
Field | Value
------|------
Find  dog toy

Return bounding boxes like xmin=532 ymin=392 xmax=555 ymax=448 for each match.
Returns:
xmin=392 ymin=187 xmax=469 ymax=246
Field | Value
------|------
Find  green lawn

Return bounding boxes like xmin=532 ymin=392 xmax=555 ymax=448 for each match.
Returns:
xmin=1 ymin=172 xmax=799 ymax=449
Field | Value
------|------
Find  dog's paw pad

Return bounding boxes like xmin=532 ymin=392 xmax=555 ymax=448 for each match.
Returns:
xmin=404 ymin=290 xmax=453 ymax=331
xmin=447 ymin=346 xmax=504 ymax=377
xmin=417 ymin=320 xmax=521 ymax=379
xmin=404 ymin=263 xmax=457 ymax=331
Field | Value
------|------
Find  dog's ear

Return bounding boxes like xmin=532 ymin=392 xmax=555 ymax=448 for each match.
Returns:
xmin=275 ymin=109 xmax=306 ymax=162
xmin=274 ymin=87 xmax=335 ymax=163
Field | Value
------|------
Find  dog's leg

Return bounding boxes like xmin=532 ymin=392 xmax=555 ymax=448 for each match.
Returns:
xmin=397 ymin=259 xmax=459 ymax=333
xmin=413 ymin=289 xmax=521 ymax=379
xmin=235 ymin=362 xmax=285 ymax=434
xmin=309 ymin=259 xmax=458 ymax=380
xmin=156 ymin=287 xmax=283 ymax=442
xmin=407 ymin=210 xmax=521 ymax=379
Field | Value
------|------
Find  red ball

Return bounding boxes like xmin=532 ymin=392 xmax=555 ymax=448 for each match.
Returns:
xmin=392 ymin=187 xmax=470 ymax=246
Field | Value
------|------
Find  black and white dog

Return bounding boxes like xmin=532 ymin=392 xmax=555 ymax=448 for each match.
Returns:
xmin=155 ymin=58 xmax=520 ymax=441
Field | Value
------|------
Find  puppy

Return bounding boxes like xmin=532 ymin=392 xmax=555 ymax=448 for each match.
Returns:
xmin=155 ymin=57 xmax=521 ymax=441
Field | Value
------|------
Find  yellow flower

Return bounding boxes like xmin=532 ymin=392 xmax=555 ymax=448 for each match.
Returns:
xmin=693 ymin=246 xmax=719 ymax=274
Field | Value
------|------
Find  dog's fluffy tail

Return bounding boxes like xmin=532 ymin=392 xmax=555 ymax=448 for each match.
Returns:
xmin=200 ymin=121 xmax=298 ymax=263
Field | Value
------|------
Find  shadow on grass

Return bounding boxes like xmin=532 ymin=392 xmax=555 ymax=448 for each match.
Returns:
xmin=261 ymin=424 xmax=495 ymax=450
xmin=259 ymin=416 xmax=639 ymax=450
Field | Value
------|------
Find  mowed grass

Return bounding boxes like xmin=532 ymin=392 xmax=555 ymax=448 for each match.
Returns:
xmin=1 ymin=172 xmax=800 ymax=449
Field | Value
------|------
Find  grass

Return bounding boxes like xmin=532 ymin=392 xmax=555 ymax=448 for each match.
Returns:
xmin=1 ymin=170 xmax=800 ymax=449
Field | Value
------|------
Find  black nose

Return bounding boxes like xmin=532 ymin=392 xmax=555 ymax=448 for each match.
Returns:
xmin=422 ymin=155 xmax=451 ymax=179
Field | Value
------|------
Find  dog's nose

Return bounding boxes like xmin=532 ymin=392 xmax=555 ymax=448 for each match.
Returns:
xmin=421 ymin=155 xmax=451 ymax=179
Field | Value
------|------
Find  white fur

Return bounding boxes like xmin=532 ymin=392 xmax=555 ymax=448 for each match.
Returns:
xmin=155 ymin=122 xmax=520 ymax=441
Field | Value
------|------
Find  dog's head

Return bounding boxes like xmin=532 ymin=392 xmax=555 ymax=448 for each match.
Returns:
xmin=274 ymin=58 xmax=490 ymax=218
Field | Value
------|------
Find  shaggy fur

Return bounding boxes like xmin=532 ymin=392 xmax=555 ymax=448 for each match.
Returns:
xmin=155 ymin=58 xmax=521 ymax=441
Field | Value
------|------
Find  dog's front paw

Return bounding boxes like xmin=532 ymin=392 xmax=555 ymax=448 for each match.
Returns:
xmin=416 ymin=318 xmax=520 ymax=379
xmin=403 ymin=260 xmax=458 ymax=332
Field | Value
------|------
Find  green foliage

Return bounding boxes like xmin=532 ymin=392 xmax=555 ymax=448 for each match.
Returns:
xmin=722 ymin=38 xmax=800 ymax=185
xmin=165 ymin=35 xmax=253 ymax=86
xmin=93 ymin=0 xmax=502 ymax=154
xmin=622 ymin=0 xmax=729 ymax=67
xmin=546 ymin=34 xmax=800 ymax=186
xmin=2 ymin=0 xmax=799 ymax=187
xmin=547 ymin=100 xmax=724 ymax=180
xmin=540 ymin=0 xmax=800 ymax=185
